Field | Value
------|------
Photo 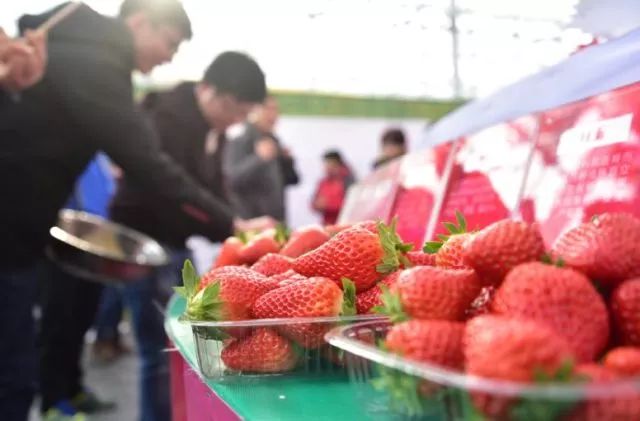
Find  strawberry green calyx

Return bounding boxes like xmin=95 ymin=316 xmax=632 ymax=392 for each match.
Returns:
xmin=341 ymin=277 xmax=357 ymax=316
xmin=376 ymin=218 xmax=413 ymax=274
xmin=540 ymin=253 xmax=566 ymax=268
xmin=275 ymin=223 xmax=290 ymax=245
xmin=175 ymin=260 xmax=225 ymax=321
xmin=423 ymin=210 xmax=467 ymax=254
xmin=373 ymin=285 xmax=409 ymax=323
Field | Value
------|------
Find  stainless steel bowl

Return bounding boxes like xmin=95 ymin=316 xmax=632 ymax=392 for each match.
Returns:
xmin=47 ymin=209 xmax=170 ymax=284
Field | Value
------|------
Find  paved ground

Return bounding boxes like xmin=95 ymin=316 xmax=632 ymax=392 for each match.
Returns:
xmin=31 ymin=331 xmax=139 ymax=421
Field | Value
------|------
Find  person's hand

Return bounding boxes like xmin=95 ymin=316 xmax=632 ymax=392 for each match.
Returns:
xmin=313 ymin=197 xmax=326 ymax=211
xmin=0 ymin=28 xmax=48 ymax=92
xmin=233 ymin=216 xmax=277 ymax=233
xmin=281 ymin=147 xmax=292 ymax=158
xmin=255 ymin=137 xmax=278 ymax=161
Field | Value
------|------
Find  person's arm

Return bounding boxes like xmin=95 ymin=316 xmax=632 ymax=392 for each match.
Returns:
xmin=226 ymin=134 xmax=277 ymax=192
xmin=47 ymin=44 xmax=237 ymax=238
xmin=278 ymin=148 xmax=300 ymax=186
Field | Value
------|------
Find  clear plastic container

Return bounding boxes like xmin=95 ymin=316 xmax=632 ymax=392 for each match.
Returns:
xmin=189 ymin=315 xmax=384 ymax=381
xmin=326 ymin=320 xmax=640 ymax=420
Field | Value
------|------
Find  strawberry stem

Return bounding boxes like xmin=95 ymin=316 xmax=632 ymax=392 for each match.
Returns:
xmin=422 ymin=210 xmax=467 ymax=254
xmin=177 ymin=260 xmax=227 ymax=321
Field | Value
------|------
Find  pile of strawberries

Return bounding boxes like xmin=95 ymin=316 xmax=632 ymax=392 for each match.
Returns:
xmin=375 ymin=212 xmax=640 ymax=420
xmin=177 ymin=220 xmax=412 ymax=374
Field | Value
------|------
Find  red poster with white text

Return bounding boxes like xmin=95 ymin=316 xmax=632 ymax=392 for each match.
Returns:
xmin=389 ymin=143 xmax=455 ymax=247
xmin=432 ymin=116 xmax=538 ymax=239
xmin=519 ymin=83 xmax=640 ymax=247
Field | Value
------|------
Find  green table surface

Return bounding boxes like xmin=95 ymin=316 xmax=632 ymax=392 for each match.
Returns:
xmin=165 ymin=295 xmax=391 ymax=421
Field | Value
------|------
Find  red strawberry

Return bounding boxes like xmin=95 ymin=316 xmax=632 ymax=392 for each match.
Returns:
xmin=280 ymin=225 xmax=330 ymax=258
xmin=252 ymin=277 xmax=356 ymax=348
xmin=405 ymin=251 xmax=435 ymax=267
xmin=356 ymin=271 xmax=400 ymax=314
xmin=463 ymin=219 xmax=545 ymax=287
xmin=464 ymin=286 xmax=496 ymax=319
xmin=566 ymin=364 xmax=640 ymax=421
xmin=552 ymin=213 xmax=640 ymax=288
xmin=379 ymin=266 xmax=480 ymax=322
xmin=423 ymin=211 xmax=473 ymax=269
xmin=611 ymin=278 xmax=640 ymax=346
xmin=268 ymin=269 xmax=307 ymax=287
xmin=238 ymin=229 xmax=281 ymax=265
xmin=351 ymin=220 xmax=378 ymax=233
xmin=464 ymin=315 xmax=576 ymax=419
xmin=293 ymin=221 xmax=410 ymax=292
xmin=492 ymin=262 xmax=610 ymax=362
xmin=190 ymin=265 xmax=274 ymax=321
xmin=212 ymin=236 xmax=243 ymax=268
xmin=324 ymin=223 xmax=352 ymax=237
xmin=464 ymin=315 xmax=575 ymax=382
xmin=435 ymin=233 xmax=474 ymax=269
xmin=220 ymin=328 xmax=297 ymax=373
xmin=251 ymin=253 xmax=293 ymax=276
xmin=603 ymin=347 xmax=640 ymax=377
xmin=385 ymin=320 xmax=465 ymax=370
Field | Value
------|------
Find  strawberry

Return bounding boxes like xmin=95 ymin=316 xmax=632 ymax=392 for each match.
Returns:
xmin=610 ymin=277 xmax=640 ymax=346
xmin=351 ymin=220 xmax=378 ymax=233
xmin=280 ymin=225 xmax=330 ymax=258
xmin=464 ymin=315 xmax=576 ymax=382
xmin=268 ymin=269 xmax=307 ymax=287
xmin=464 ymin=315 xmax=576 ymax=419
xmin=251 ymin=253 xmax=293 ymax=276
xmin=463 ymin=219 xmax=545 ymax=287
xmin=220 ymin=328 xmax=297 ymax=373
xmin=492 ymin=262 xmax=610 ymax=362
xmin=238 ymin=228 xmax=283 ymax=265
xmin=252 ymin=277 xmax=356 ymax=348
xmin=180 ymin=263 xmax=274 ymax=322
xmin=293 ymin=220 xmax=411 ymax=292
xmin=355 ymin=271 xmax=400 ymax=314
xmin=405 ymin=251 xmax=435 ymax=267
xmin=465 ymin=286 xmax=495 ymax=319
xmin=385 ymin=320 xmax=465 ymax=369
xmin=377 ymin=266 xmax=480 ymax=322
xmin=423 ymin=211 xmax=473 ymax=269
xmin=212 ymin=236 xmax=243 ymax=268
xmin=566 ymin=364 xmax=640 ymax=421
xmin=603 ymin=347 xmax=640 ymax=377
xmin=324 ymin=223 xmax=352 ymax=237
xmin=552 ymin=213 xmax=640 ymax=288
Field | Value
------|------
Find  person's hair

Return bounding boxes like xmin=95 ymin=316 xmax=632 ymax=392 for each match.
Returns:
xmin=202 ymin=51 xmax=267 ymax=103
xmin=323 ymin=150 xmax=344 ymax=165
xmin=119 ymin=0 xmax=192 ymax=39
xmin=381 ymin=128 xmax=406 ymax=147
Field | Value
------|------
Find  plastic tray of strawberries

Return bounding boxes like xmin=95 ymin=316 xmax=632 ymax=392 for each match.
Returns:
xmin=327 ymin=320 xmax=640 ymax=421
xmin=190 ymin=314 xmax=383 ymax=381
xmin=176 ymin=220 xmax=413 ymax=381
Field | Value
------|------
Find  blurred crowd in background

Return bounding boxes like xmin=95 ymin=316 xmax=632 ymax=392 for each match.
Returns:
xmin=0 ymin=1 xmax=411 ymax=420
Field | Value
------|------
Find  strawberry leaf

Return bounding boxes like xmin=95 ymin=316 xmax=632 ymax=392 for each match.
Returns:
xmin=185 ymin=281 xmax=225 ymax=321
xmin=373 ymin=285 xmax=408 ymax=323
xmin=423 ymin=241 xmax=443 ymax=254
xmin=511 ymin=359 xmax=578 ymax=421
xmin=443 ymin=222 xmax=459 ymax=234
xmin=456 ymin=210 xmax=467 ymax=232
xmin=341 ymin=277 xmax=357 ymax=316
xmin=376 ymin=219 xmax=411 ymax=274
xmin=173 ymin=286 xmax=188 ymax=298
xmin=275 ymin=223 xmax=290 ymax=245
xmin=181 ymin=259 xmax=199 ymax=298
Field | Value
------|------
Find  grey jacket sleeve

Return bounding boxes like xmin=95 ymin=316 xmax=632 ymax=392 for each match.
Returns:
xmin=225 ymin=132 xmax=273 ymax=193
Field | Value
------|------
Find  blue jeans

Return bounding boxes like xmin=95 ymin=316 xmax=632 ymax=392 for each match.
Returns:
xmin=0 ymin=264 xmax=41 ymax=421
xmin=123 ymin=249 xmax=191 ymax=421
xmin=94 ymin=285 xmax=124 ymax=342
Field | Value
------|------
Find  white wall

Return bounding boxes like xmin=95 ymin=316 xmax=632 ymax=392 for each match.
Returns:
xmin=276 ymin=116 xmax=428 ymax=228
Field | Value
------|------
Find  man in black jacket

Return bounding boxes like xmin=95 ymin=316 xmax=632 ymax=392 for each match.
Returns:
xmin=0 ymin=2 xmax=271 ymax=420
xmin=108 ymin=51 xmax=267 ymax=421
